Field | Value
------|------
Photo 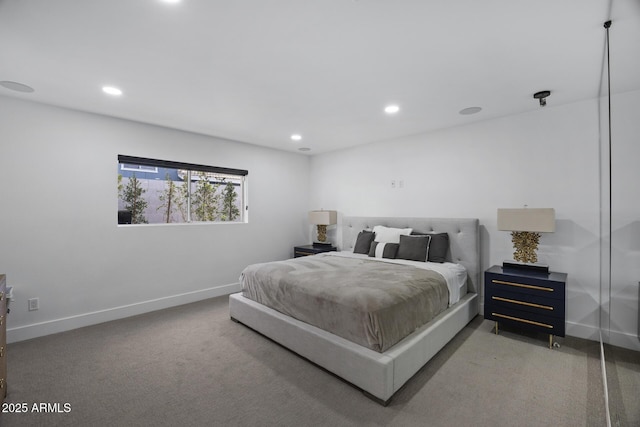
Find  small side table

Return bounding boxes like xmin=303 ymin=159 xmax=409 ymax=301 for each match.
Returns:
xmin=484 ymin=265 xmax=567 ymax=349
xmin=294 ymin=244 xmax=337 ymax=258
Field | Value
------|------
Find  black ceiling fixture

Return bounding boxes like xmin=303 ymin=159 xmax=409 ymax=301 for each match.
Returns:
xmin=533 ymin=90 xmax=551 ymax=107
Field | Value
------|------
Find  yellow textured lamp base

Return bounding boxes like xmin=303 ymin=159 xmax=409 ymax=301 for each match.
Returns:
xmin=316 ymin=224 xmax=328 ymax=243
xmin=511 ymin=231 xmax=540 ymax=263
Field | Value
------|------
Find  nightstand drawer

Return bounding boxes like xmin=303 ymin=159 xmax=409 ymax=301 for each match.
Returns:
xmin=294 ymin=248 xmax=316 ymax=257
xmin=485 ymin=286 xmax=565 ymax=319
xmin=484 ymin=266 xmax=567 ymax=343
xmin=294 ymin=244 xmax=337 ymax=258
xmin=485 ymin=271 xmax=565 ymax=300
xmin=485 ymin=306 xmax=564 ymax=335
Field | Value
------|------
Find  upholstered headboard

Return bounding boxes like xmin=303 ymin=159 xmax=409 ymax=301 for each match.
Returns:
xmin=341 ymin=217 xmax=480 ymax=294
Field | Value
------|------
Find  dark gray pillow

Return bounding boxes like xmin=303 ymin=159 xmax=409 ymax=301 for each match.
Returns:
xmin=353 ymin=230 xmax=375 ymax=254
xmin=411 ymin=231 xmax=449 ymax=263
xmin=427 ymin=232 xmax=449 ymax=262
xmin=397 ymin=234 xmax=431 ymax=262
xmin=368 ymin=242 xmax=399 ymax=259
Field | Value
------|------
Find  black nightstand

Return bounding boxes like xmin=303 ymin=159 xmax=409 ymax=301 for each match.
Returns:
xmin=294 ymin=244 xmax=337 ymax=258
xmin=484 ymin=265 xmax=567 ymax=349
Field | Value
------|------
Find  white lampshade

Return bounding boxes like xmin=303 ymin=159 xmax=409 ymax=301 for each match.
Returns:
xmin=308 ymin=210 xmax=337 ymax=226
xmin=497 ymin=208 xmax=555 ymax=233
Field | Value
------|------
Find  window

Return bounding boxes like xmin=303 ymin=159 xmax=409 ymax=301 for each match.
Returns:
xmin=117 ymin=155 xmax=247 ymax=225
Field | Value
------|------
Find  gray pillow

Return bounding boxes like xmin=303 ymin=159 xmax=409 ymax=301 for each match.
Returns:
xmin=368 ymin=242 xmax=399 ymax=259
xmin=397 ymin=234 xmax=431 ymax=262
xmin=353 ymin=230 xmax=375 ymax=254
xmin=427 ymin=232 xmax=449 ymax=262
xmin=411 ymin=231 xmax=449 ymax=263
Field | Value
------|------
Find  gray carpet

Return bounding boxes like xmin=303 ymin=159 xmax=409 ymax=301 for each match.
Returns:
xmin=604 ymin=343 xmax=640 ymax=427
xmin=1 ymin=296 xmax=608 ymax=426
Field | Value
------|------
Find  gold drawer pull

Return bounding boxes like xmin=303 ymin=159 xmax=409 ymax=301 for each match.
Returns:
xmin=492 ymin=296 xmax=554 ymax=310
xmin=492 ymin=312 xmax=554 ymax=329
xmin=492 ymin=279 xmax=554 ymax=292
xmin=0 ymin=379 xmax=4 ymax=389
xmin=0 ymin=346 xmax=3 ymax=357
xmin=0 ymin=292 xmax=3 ymax=301
xmin=0 ymin=315 xmax=3 ymax=326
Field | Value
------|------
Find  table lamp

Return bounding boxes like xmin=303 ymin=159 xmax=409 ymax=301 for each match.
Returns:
xmin=497 ymin=208 xmax=555 ymax=272
xmin=308 ymin=210 xmax=337 ymax=246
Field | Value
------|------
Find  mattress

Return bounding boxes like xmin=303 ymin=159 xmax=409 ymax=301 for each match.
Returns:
xmin=240 ymin=252 xmax=468 ymax=352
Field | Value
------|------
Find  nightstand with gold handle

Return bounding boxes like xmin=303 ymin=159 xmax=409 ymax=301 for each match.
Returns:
xmin=293 ymin=244 xmax=337 ymax=258
xmin=484 ymin=265 xmax=566 ymax=348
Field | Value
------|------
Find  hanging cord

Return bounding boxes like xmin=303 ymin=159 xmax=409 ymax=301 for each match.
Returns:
xmin=603 ymin=19 xmax=613 ymax=427
xmin=604 ymin=19 xmax=612 ymax=336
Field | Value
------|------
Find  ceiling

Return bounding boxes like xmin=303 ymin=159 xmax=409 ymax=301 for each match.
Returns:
xmin=1 ymin=0 xmax=639 ymax=155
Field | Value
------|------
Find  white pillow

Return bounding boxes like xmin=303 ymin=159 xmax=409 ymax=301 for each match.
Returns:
xmin=372 ymin=225 xmax=413 ymax=244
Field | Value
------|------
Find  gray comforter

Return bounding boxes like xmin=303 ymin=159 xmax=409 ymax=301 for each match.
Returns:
xmin=240 ymin=253 xmax=449 ymax=352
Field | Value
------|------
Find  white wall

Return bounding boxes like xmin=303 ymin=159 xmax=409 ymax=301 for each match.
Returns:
xmin=2 ymin=90 xmax=637 ymax=351
xmin=0 ymin=96 xmax=310 ymax=343
xmin=310 ymin=95 xmax=640 ymax=350
xmin=608 ymin=89 xmax=640 ymax=350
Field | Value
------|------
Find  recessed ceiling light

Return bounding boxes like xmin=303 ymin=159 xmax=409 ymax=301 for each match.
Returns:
xmin=161 ymin=0 xmax=181 ymax=3
xmin=384 ymin=105 xmax=400 ymax=114
xmin=0 ymin=81 xmax=35 ymax=93
xmin=102 ymin=86 xmax=123 ymax=96
xmin=459 ymin=107 xmax=482 ymax=115
xmin=291 ymin=134 xmax=302 ymax=141
xmin=298 ymin=147 xmax=311 ymax=152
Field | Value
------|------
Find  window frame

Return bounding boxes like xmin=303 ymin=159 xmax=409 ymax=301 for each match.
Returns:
xmin=117 ymin=155 xmax=248 ymax=225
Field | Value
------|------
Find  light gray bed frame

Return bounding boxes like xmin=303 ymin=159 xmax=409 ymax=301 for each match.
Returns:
xmin=229 ymin=217 xmax=480 ymax=405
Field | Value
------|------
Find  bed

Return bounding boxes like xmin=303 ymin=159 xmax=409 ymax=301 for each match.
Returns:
xmin=229 ymin=217 xmax=480 ymax=405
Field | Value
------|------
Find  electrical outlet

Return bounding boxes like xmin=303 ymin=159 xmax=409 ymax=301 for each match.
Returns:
xmin=28 ymin=297 xmax=39 ymax=311
xmin=391 ymin=180 xmax=396 ymax=188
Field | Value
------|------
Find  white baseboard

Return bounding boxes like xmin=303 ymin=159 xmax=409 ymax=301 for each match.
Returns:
xmin=7 ymin=283 xmax=241 ymax=344
xmin=602 ymin=329 xmax=640 ymax=352
xmin=565 ymin=321 xmax=601 ymax=342
xmin=566 ymin=322 xmax=640 ymax=351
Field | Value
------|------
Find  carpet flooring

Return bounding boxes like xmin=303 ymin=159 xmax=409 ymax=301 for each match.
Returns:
xmin=0 ymin=295 xmax=611 ymax=426
xmin=604 ymin=343 xmax=640 ymax=427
